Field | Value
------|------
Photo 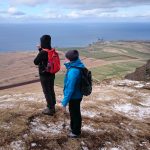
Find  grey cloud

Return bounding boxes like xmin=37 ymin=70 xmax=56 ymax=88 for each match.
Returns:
xmin=11 ymin=11 xmax=25 ymax=16
xmin=0 ymin=9 xmax=25 ymax=16
xmin=54 ymin=0 xmax=150 ymax=9
xmin=9 ymin=0 xmax=150 ymax=9
xmin=11 ymin=0 xmax=49 ymax=6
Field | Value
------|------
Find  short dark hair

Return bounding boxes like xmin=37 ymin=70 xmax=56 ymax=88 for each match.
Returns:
xmin=40 ymin=35 xmax=51 ymax=49
xmin=65 ymin=50 xmax=79 ymax=61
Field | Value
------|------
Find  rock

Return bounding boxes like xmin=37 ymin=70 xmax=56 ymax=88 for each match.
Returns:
xmin=125 ymin=60 xmax=150 ymax=81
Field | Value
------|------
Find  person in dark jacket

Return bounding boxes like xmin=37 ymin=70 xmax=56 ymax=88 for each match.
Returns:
xmin=61 ymin=50 xmax=85 ymax=138
xmin=34 ymin=35 xmax=56 ymax=116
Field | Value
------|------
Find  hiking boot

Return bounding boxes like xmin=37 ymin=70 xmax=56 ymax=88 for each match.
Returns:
xmin=68 ymin=132 xmax=80 ymax=138
xmin=42 ymin=107 xmax=55 ymax=116
xmin=50 ymin=107 xmax=56 ymax=114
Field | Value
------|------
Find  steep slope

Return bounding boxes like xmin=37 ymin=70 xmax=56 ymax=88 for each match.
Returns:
xmin=125 ymin=60 xmax=150 ymax=81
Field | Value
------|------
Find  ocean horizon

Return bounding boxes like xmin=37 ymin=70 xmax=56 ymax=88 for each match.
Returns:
xmin=0 ymin=22 xmax=150 ymax=52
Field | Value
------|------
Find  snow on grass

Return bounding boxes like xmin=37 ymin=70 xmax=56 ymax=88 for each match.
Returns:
xmin=0 ymin=103 xmax=16 ymax=109
xmin=113 ymin=103 xmax=150 ymax=120
xmin=96 ymin=92 xmax=132 ymax=102
xmin=82 ymin=124 xmax=103 ymax=133
xmin=96 ymin=94 xmax=115 ymax=101
xmin=0 ymin=93 xmax=44 ymax=103
xmin=0 ymin=94 xmax=11 ymax=100
xmin=112 ymin=79 xmax=150 ymax=89
xmin=139 ymin=98 xmax=150 ymax=107
xmin=20 ymin=96 xmax=36 ymax=101
xmin=138 ymin=93 xmax=150 ymax=107
xmin=112 ymin=79 xmax=140 ymax=86
xmin=31 ymin=143 xmax=37 ymax=147
xmin=10 ymin=140 xmax=25 ymax=150
xmin=82 ymin=110 xmax=99 ymax=118
xmin=0 ymin=97 xmax=17 ymax=103
xmin=0 ymin=93 xmax=45 ymax=109
xmin=30 ymin=118 xmax=63 ymax=136
xmin=16 ymin=93 xmax=44 ymax=102
xmin=134 ymin=84 xmax=145 ymax=88
xmin=0 ymin=122 xmax=12 ymax=129
xmin=81 ymin=141 xmax=89 ymax=150
xmin=107 ymin=148 xmax=119 ymax=150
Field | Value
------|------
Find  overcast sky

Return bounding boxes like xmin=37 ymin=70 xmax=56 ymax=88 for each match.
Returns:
xmin=0 ymin=0 xmax=150 ymax=23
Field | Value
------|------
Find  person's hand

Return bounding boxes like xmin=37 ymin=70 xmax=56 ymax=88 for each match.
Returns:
xmin=36 ymin=44 xmax=42 ymax=51
xmin=36 ymin=44 xmax=41 ymax=49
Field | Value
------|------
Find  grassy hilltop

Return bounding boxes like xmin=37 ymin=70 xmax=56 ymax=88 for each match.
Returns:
xmin=56 ymin=41 xmax=150 ymax=86
xmin=0 ymin=41 xmax=150 ymax=149
xmin=0 ymin=41 xmax=149 ymax=88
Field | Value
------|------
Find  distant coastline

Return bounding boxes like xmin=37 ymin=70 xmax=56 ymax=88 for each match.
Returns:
xmin=0 ymin=22 xmax=150 ymax=52
xmin=0 ymin=40 xmax=150 ymax=53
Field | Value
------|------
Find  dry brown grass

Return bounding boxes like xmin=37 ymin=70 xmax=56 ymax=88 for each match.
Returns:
xmin=0 ymin=80 xmax=150 ymax=150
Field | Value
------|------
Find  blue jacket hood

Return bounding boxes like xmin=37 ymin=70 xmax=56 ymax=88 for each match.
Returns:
xmin=64 ymin=58 xmax=85 ymax=69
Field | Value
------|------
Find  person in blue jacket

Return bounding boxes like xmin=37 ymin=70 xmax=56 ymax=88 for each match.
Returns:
xmin=61 ymin=50 xmax=85 ymax=138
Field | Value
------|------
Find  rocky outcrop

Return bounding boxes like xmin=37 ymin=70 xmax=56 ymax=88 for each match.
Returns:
xmin=125 ymin=60 xmax=150 ymax=81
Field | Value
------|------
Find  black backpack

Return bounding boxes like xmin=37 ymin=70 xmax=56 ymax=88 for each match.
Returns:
xmin=71 ymin=67 xmax=92 ymax=96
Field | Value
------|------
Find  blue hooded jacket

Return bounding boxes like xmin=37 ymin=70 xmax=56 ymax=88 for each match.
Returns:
xmin=61 ymin=59 xmax=85 ymax=107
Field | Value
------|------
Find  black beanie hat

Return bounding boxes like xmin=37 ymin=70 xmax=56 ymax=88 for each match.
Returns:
xmin=65 ymin=50 xmax=79 ymax=61
xmin=40 ymin=35 xmax=51 ymax=49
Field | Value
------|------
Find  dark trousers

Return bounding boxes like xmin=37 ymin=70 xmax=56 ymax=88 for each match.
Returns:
xmin=40 ymin=75 xmax=56 ymax=109
xmin=69 ymin=99 xmax=82 ymax=135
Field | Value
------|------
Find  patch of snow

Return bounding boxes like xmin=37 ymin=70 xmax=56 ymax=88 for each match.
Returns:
xmin=0 ymin=103 xmax=16 ymax=109
xmin=137 ymin=93 xmax=150 ymax=107
xmin=112 ymin=79 xmax=149 ymax=90
xmin=113 ymin=103 xmax=150 ymax=120
xmin=97 ymin=94 xmax=114 ymax=101
xmin=139 ymin=97 xmax=150 ymax=107
xmin=111 ymin=85 xmax=136 ymax=93
xmin=22 ymin=134 xmax=28 ymax=139
xmin=13 ymin=94 xmax=24 ymax=97
xmin=112 ymin=79 xmax=140 ymax=86
xmin=83 ymin=101 xmax=96 ymax=105
xmin=10 ymin=140 xmax=25 ymax=150
xmin=22 ymin=92 xmax=32 ymax=95
xmin=82 ymin=146 xmax=89 ymax=150
xmin=0 ymin=98 xmax=17 ymax=103
xmin=81 ymin=141 xmax=89 ymax=150
xmin=101 ymin=148 xmax=120 ymax=150
xmin=114 ymin=104 xmax=133 ymax=113
xmin=82 ymin=110 xmax=98 ymax=118
xmin=31 ymin=143 xmax=37 ymax=147
xmin=20 ymin=96 xmax=35 ymax=101
xmin=0 ymin=94 xmax=11 ymax=100
xmin=30 ymin=118 xmax=62 ymax=135
xmin=134 ymin=84 xmax=144 ymax=88
xmin=0 ymin=122 xmax=12 ymax=129
xmin=82 ymin=125 xmax=103 ymax=133
xmin=0 ymin=93 xmax=44 ymax=104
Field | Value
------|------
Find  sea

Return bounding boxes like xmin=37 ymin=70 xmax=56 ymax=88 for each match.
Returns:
xmin=0 ymin=22 xmax=150 ymax=52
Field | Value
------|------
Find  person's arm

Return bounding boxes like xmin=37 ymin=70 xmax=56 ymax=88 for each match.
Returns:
xmin=61 ymin=69 xmax=80 ymax=107
xmin=34 ymin=51 xmax=43 ymax=65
